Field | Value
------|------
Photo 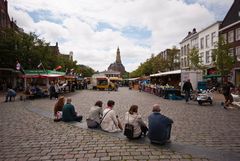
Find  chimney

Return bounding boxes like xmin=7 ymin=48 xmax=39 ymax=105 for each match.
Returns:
xmin=4 ymin=0 xmax=8 ymax=11
xmin=56 ymin=42 xmax=58 ymax=47
xmin=192 ymin=28 xmax=196 ymax=33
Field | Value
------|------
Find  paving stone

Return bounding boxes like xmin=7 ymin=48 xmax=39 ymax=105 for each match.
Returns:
xmin=1 ymin=88 xmax=239 ymax=161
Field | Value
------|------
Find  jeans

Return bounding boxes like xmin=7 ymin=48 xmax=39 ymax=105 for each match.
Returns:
xmin=185 ymin=91 xmax=190 ymax=102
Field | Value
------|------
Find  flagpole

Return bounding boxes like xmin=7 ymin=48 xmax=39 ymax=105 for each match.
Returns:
xmin=40 ymin=60 xmax=48 ymax=74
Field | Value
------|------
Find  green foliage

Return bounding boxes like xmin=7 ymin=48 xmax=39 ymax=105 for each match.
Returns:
xmin=0 ymin=28 xmax=94 ymax=76
xmin=129 ymin=46 xmax=180 ymax=78
xmin=212 ymin=36 xmax=234 ymax=78
xmin=165 ymin=46 xmax=180 ymax=71
xmin=188 ymin=47 xmax=205 ymax=70
xmin=76 ymin=65 xmax=95 ymax=77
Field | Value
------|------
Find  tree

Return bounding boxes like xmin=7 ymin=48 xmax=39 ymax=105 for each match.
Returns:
xmin=166 ymin=46 xmax=180 ymax=71
xmin=0 ymin=28 xmax=92 ymax=75
xmin=188 ymin=47 xmax=205 ymax=70
xmin=212 ymin=36 xmax=234 ymax=83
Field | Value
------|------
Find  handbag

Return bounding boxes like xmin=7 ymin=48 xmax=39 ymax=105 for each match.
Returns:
xmin=86 ymin=119 xmax=99 ymax=128
xmin=124 ymin=114 xmax=134 ymax=138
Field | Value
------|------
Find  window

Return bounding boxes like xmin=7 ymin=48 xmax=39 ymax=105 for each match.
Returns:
xmin=187 ymin=44 xmax=190 ymax=55
xmin=211 ymin=32 xmax=216 ymax=46
xmin=206 ymin=35 xmax=210 ymax=48
xmin=236 ymin=28 xmax=240 ymax=41
xmin=228 ymin=30 xmax=234 ymax=43
xmin=181 ymin=58 xmax=184 ymax=67
xmin=184 ymin=45 xmax=187 ymax=55
xmin=206 ymin=51 xmax=210 ymax=63
xmin=222 ymin=33 xmax=227 ymax=42
xmin=229 ymin=48 xmax=234 ymax=57
xmin=181 ymin=47 xmax=183 ymax=56
xmin=200 ymin=37 xmax=204 ymax=49
xmin=199 ymin=52 xmax=204 ymax=64
xmin=236 ymin=47 xmax=240 ymax=61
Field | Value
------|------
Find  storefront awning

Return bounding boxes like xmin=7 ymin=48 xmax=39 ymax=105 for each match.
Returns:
xmin=203 ymin=74 xmax=221 ymax=79
xmin=22 ymin=70 xmax=65 ymax=78
xmin=150 ymin=70 xmax=181 ymax=77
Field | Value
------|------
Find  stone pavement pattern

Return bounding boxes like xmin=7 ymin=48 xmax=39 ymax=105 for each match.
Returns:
xmin=0 ymin=100 xmax=210 ymax=161
xmin=1 ymin=87 xmax=240 ymax=161
xmin=26 ymin=88 xmax=240 ymax=153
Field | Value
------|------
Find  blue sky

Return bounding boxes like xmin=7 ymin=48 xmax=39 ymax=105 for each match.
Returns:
xmin=9 ymin=0 xmax=234 ymax=72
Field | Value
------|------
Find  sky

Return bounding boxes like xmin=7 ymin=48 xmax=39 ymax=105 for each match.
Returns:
xmin=8 ymin=0 xmax=234 ymax=72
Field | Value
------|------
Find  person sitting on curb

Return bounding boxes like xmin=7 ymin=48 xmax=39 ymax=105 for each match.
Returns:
xmin=53 ymin=96 xmax=65 ymax=122
xmin=86 ymin=100 xmax=103 ymax=128
xmin=101 ymin=100 xmax=123 ymax=132
xmin=62 ymin=97 xmax=82 ymax=122
xmin=5 ymin=88 xmax=16 ymax=102
xmin=124 ymin=105 xmax=148 ymax=139
xmin=148 ymin=104 xmax=173 ymax=145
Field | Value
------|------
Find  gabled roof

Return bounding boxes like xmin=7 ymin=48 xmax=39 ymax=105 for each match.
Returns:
xmin=220 ymin=0 xmax=240 ymax=29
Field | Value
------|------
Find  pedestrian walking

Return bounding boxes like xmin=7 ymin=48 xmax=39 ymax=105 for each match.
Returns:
xmin=182 ymin=79 xmax=193 ymax=102
xmin=222 ymin=80 xmax=234 ymax=109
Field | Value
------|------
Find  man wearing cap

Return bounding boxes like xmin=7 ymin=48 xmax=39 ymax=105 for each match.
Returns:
xmin=148 ymin=104 xmax=173 ymax=144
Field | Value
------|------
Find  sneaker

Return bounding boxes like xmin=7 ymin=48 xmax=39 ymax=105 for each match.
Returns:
xmin=223 ymin=106 xmax=228 ymax=110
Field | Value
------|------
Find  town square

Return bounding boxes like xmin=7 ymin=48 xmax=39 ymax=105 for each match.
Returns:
xmin=1 ymin=0 xmax=240 ymax=161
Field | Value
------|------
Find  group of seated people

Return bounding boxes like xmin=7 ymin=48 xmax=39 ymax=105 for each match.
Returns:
xmin=54 ymin=97 xmax=173 ymax=145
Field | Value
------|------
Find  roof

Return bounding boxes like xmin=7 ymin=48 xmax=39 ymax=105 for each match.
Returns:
xmin=109 ymin=77 xmax=123 ymax=81
xmin=150 ymin=70 xmax=181 ymax=77
xmin=22 ymin=70 xmax=65 ymax=78
xmin=220 ymin=0 xmax=240 ymax=29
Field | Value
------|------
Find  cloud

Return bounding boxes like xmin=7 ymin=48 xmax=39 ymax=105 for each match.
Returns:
xmin=8 ymin=0 xmax=231 ymax=72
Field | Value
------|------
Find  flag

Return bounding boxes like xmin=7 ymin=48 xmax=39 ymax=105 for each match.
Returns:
xmin=16 ymin=62 xmax=21 ymax=70
xmin=70 ymin=68 xmax=74 ymax=75
xmin=37 ymin=62 xmax=43 ymax=68
xmin=55 ymin=66 xmax=62 ymax=70
xmin=16 ymin=60 xmax=25 ymax=74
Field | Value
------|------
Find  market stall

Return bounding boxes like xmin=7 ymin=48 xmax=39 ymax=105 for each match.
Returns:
xmin=150 ymin=70 xmax=202 ymax=99
xmin=22 ymin=70 xmax=65 ymax=93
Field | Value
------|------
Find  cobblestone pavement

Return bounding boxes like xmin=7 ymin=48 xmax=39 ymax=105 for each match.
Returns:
xmin=0 ymin=87 xmax=240 ymax=161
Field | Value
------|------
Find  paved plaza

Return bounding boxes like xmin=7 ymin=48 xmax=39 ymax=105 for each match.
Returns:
xmin=1 ymin=87 xmax=240 ymax=161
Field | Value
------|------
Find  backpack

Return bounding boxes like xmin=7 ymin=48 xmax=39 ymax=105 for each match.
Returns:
xmin=124 ymin=114 xmax=134 ymax=139
xmin=124 ymin=123 xmax=134 ymax=139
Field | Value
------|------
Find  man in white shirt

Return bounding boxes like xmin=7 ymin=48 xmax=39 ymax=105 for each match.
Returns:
xmin=100 ymin=100 xmax=123 ymax=132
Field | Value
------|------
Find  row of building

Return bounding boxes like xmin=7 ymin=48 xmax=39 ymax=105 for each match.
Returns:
xmin=0 ymin=0 xmax=74 ymax=90
xmin=158 ymin=0 xmax=240 ymax=85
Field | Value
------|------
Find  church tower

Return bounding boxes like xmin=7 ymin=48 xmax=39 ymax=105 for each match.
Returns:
xmin=116 ymin=47 xmax=122 ymax=64
xmin=107 ymin=47 xmax=126 ymax=76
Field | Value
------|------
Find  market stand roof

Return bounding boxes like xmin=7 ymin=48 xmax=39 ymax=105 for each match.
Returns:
xmin=22 ymin=70 xmax=65 ymax=78
xmin=150 ymin=70 xmax=181 ymax=77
